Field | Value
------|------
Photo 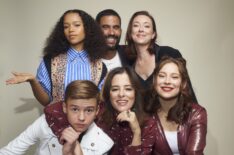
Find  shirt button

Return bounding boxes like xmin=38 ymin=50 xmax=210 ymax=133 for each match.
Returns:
xmin=91 ymin=143 xmax=95 ymax=147
xmin=52 ymin=144 xmax=56 ymax=148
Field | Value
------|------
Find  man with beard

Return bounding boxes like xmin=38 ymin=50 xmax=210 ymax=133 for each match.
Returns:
xmin=96 ymin=9 xmax=129 ymax=71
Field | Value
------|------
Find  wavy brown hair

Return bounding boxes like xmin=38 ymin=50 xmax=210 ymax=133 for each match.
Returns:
xmin=125 ymin=11 xmax=157 ymax=61
xmin=99 ymin=66 xmax=147 ymax=128
xmin=43 ymin=9 xmax=106 ymax=62
xmin=144 ymin=56 xmax=193 ymax=124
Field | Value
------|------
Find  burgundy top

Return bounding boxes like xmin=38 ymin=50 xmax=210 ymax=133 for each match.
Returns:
xmin=96 ymin=115 xmax=157 ymax=155
xmin=44 ymin=102 xmax=69 ymax=140
xmin=153 ymin=103 xmax=207 ymax=155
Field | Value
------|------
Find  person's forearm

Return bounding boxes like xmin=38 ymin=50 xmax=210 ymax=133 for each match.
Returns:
xmin=29 ymin=78 xmax=50 ymax=106
xmin=131 ymin=129 xmax=141 ymax=146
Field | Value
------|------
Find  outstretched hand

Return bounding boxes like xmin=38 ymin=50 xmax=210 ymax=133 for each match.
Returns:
xmin=6 ymin=72 xmax=35 ymax=85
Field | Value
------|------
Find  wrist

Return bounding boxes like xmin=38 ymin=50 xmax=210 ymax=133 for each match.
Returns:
xmin=28 ymin=76 xmax=37 ymax=83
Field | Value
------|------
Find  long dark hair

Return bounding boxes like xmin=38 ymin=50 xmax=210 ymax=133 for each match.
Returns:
xmin=125 ymin=11 xmax=157 ymax=61
xmin=43 ymin=9 xmax=106 ymax=62
xmin=99 ymin=66 xmax=146 ymax=128
xmin=144 ymin=57 xmax=193 ymax=124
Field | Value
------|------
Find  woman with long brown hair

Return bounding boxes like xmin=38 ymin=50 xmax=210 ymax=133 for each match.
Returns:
xmin=144 ymin=57 xmax=207 ymax=154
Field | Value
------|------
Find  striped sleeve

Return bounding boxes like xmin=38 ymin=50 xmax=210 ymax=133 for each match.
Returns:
xmin=36 ymin=59 xmax=52 ymax=101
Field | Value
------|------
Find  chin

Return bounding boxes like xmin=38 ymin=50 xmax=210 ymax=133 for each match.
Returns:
xmin=160 ymin=95 xmax=178 ymax=101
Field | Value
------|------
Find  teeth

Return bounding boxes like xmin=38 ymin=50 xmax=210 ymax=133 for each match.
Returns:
xmin=162 ymin=87 xmax=173 ymax=91
xmin=117 ymin=100 xmax=127 ymax=105
xmin=107 ymin=38 xmax=116 ymax=42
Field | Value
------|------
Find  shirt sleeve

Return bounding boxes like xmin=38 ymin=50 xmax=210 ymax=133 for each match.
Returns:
xmin=36 ymin=59 xmax=52 ymax=101
xmin=123 ymin=117 xmax=156 ymax=155
xmin=185 ymin=107 xmax=207 ymax=155
xmin=0 ymin=115 xmax=46 ymax=155
xmin=98 ymin=78 xmax=104 ymax=90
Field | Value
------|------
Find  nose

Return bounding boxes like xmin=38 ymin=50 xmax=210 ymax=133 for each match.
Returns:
xmin=138 ymin=25 xmax=144 ymax=32
xmin=165 ymin=77 xmax=171 ymax=84
xmin=108 ymin=27 xmax=115 ymax=35
xmin=68 ymin=25 xmax=74 ymax=32
xmin=78 ymin=111 xmax=85 ymax=122
xmin=118 ymin=89 xmax=125 ymax=97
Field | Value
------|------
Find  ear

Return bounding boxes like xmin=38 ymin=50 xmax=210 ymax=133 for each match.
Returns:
xmin=62 ymin=102 xmax=67 ymax=114
xmin=95 ymin=104 xmax=100 ymax=116
xmin=151 ymin=32 xmax=156 ymax=39
xmin=182 ymin=81 xmax=187 ymax=90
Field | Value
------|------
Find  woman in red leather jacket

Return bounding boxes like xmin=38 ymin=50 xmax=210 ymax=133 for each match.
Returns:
xmin=144 ymin=56 xmax=207 ymax=155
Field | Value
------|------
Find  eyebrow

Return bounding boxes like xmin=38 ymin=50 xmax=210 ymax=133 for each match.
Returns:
xmin=111 ymin=84 xmax=133 ymax=87
xmin=69 ymin=104 xmax=96 ymax=108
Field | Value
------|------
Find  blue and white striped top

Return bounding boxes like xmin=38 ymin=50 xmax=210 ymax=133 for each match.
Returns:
xmin=36 ymin=47 xmax=103 ymax=101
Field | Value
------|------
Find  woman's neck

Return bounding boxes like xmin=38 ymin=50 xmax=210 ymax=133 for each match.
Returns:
xmin=158 ymin=97 xmax=178 ymax=114
xmin=72 ymin=44 xmax=84 ymax=52
xmin=135 ymin=44 xmax=151 ymax=60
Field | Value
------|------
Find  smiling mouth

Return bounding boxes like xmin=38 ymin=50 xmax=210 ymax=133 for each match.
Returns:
xmin=161 ymin=87 xmax=173 ymax=92
xmin=116 ymin=100 xmax=128 ymax=106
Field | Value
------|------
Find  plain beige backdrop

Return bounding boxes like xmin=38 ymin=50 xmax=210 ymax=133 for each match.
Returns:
xmin=0 ymin=0 xmax=234 ymax=154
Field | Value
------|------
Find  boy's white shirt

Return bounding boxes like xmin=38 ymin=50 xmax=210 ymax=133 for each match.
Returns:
xmin=0 ymin=114 xmax=113 ymax=155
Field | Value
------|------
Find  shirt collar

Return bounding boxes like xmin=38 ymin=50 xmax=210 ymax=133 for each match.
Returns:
xmin=80 ymin=122 xmax=98 ymax=150
xmin=67 ymin=47 xmax=88 ymax=62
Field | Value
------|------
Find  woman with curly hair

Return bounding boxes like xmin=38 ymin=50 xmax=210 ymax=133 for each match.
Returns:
xmin=144 ymin=56 xmax=207 ymax=155
xmin=6 ymin=9 xmax=107 ymax=106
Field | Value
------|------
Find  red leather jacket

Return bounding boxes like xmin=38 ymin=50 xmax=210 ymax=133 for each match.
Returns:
xmin=153 ymin=104 xmax=207 ymax=155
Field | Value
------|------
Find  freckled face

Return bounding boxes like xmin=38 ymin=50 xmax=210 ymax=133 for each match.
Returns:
xmin=63 ymin=98 xmax=98 ymax=133
xmin=131 ymin=15 xmax=155 ymax=46
xmin=63 ymin=12 xmax=85 ymax=51
xmin=155 ymin=62 xmax=182 ymax=100
xmin=110 ymin=72 xmax=135 ymax=112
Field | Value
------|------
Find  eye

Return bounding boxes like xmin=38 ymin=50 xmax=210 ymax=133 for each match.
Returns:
xmin=111 ymin=87 xmax=119 ymax=92
xmin=76 ymin=24 xmax=81 ymax=26
xmin=71 ymin=107 xmax=79 ymax=112
xmin=85 ymin=108 xmax=95 ymax=114
xmin=64 ymin=25 xmax=69 ymax=29
xmin=125 ymin=87 xmax=134 ymax=91
xmin=158 ymin=74 xmax=165 ymax=78
xmin=172 ymin=76 xmax=179 ymax=79
xmin=113 ymin=25 xmax=120 ymax=30
xmin=144 ymin=25 xmax=150 ymax=28
xmin=133 ymin=24 xmax=139 ymax=28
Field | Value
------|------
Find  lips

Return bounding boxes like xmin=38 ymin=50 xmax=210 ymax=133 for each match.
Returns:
xmin=136 ymin=34 xmax=145 ymax=38
xmin=116 ymin=100 xmax=128 ymax=106
xmin=75 ymin=124 xmax=86 ymax=129
xmin=161 ymin=86 xmax=174 ymax=92
xmin=68 ymin=34 xmax=77 ymax=39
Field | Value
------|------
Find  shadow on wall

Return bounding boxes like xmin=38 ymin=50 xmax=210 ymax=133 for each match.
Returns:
xmin=206 ymin=128 xmax=218 ymax=155
xmin=14 ymin=98 xmax=43 ymax=115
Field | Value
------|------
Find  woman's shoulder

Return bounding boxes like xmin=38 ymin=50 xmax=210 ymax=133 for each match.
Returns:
xmin=142 ymin=115 xmax=158 ymax=130
xmin=156 ymin=44 xmax=182 ymax=59
xmin=189 ymin=103 xmax=207 ymax=122
xmin=191 ymin=103 xmax=206 ymax=112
